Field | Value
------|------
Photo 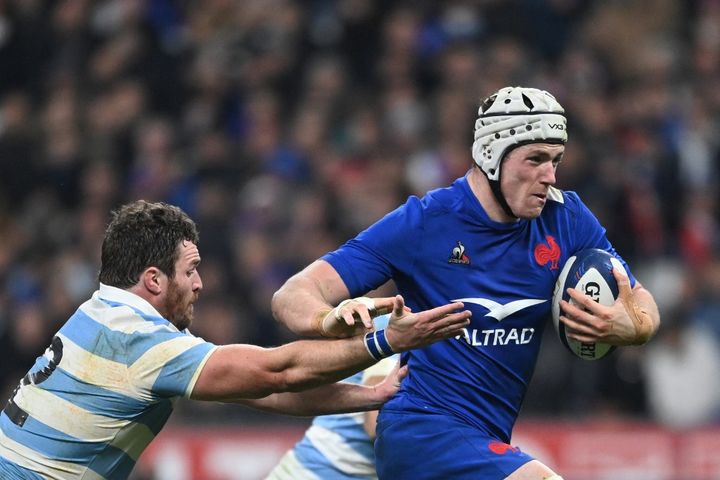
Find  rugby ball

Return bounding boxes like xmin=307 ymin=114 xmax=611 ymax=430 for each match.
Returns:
xmin=551 ymin=249 xmax=626 ymax=360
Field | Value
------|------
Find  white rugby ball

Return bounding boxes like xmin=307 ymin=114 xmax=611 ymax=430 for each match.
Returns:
xmin=551 ymin=248 xmax=626 ymax=360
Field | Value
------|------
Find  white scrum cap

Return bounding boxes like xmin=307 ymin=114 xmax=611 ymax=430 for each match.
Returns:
xmin=471 ymin=86 xmax=567 ymax=180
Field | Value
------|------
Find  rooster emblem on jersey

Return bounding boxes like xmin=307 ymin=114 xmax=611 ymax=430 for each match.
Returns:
xmin=448 ymin=241 xmax=470 ymax=265
xmin=534 ymin=235 xmax=561 ymax=270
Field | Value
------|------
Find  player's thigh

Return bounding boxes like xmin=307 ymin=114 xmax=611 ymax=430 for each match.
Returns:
xmin=376 ymin=412 xmax=536 ymax=479
xmin=505 ymin=459 xmax=562 ymax=480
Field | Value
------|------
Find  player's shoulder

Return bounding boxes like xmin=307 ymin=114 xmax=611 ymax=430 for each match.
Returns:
xmin=388 ymin=183 xmax=461 ymax=229
xmin=415 ymin=177 xmax=467 ymax=214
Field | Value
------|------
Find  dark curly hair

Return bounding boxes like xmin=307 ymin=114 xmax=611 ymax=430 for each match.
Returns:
xmin=99 ymin=200 xmax=199 ymax=288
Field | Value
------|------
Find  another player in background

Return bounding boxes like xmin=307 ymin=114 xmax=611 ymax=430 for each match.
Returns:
xmin=271 ymin=86 xmax=660 ymax=479
xmin=266 ymin=315 xmax=397 ymax=480
xmin=0 ymin=200 xmax=471 ymax=480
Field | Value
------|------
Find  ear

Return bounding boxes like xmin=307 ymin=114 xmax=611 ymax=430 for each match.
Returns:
xmin=141 ymin=267 xmax=165 ymax=296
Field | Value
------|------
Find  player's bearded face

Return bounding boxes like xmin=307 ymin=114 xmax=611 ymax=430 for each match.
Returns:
xmin=166 ymin=277 xmax=198 ymax=331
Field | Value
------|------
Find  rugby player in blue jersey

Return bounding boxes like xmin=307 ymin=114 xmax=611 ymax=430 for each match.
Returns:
xmin=271 ymin=86 xmax=660 ymax=479
xmin=0 ymin=200 xmax=471 ymax=479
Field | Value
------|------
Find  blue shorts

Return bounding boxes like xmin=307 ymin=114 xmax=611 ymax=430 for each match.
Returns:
xmin=375 ymin=411 xmax=534 ymax=479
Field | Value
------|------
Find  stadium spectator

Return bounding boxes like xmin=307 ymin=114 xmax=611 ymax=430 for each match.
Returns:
xmin=0 ymin=0 xmax=717 ymax=437
xmin=0 ymin=200 xmax=471 ymax=479
xmin=642 ymin=306 xmax=720 ymax=428
xmin=271 ymin=86 xmax=660 ymax=479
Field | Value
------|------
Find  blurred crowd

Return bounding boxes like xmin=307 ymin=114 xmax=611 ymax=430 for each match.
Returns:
xmin=0 ymin=0 xmax=718 ymax=429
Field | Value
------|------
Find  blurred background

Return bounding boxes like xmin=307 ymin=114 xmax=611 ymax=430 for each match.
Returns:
xmin=0 ymin=0 xmax=718 ymax=478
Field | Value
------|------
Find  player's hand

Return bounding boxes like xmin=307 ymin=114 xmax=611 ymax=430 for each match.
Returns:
xmin=559 ymin=268 xmax=652 ymax=346
xmin=384 ymin=295 xmax=471 ymax=351
xmin=372 ymin=360 xmax=408 ymax=403
xmin=317 ymin=296 xmax=401 ymax=338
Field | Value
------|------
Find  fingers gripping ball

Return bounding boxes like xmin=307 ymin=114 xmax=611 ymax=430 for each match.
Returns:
xmin=551 ymin=249 xmax=625 ymax=360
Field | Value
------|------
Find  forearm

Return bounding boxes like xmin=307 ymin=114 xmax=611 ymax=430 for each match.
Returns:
xmin=631 ymin=284 xmax=661 ymax=343
xmin=192 ymin=337 xmax=377 ymax=401
xmin=193 ymin=297 xmax=469 ymax=401
xmin=236 ymin=382 xmax=383 ymax=416
xmin=272 ymin=276 xmax=334 ymax=336
xmin=271 ymin=261 xmax=350 ymax=336
xmin=271 ymin=336 xmax=377 ymax=392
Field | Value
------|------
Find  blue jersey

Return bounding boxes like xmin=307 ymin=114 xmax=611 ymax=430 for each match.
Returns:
xmin=0 ymin=284 xmax=217 ymax=479
xmin=323 ymin=175 xmax=634 ymax=443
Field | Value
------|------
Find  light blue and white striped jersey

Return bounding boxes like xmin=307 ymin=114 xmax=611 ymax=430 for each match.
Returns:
xmin=266 ymin=316 xmax=397 ymax=480
xmin=0 ymin=284 xmax=217 ymax=479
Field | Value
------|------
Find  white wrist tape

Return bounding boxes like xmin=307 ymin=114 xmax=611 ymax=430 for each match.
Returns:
xmin=333 ymin=297 xmax=377 ymax=321
xmin=317 ymin=297 xmax=387 ymax=336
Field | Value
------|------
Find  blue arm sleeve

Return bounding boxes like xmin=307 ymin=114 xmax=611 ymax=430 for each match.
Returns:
xmin=323 ymin=196 xmax=425 ymax=296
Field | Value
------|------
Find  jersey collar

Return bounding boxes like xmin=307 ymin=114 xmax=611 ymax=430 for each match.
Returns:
xmin=97 ymin=283 xmax=164 ymax=318
xmin=459 ymin=174 xmax=526 ymax=231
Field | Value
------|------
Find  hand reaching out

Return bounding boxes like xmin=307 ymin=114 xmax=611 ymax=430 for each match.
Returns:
xmin=372 ymin=360 xmax=409 ymax=404
xmin=384 ymin=295 xmax=471 ymax=352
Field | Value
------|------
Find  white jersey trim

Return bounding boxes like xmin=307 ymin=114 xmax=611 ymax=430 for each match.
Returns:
xmin=547 ymin=186 xmax=564 ymax=203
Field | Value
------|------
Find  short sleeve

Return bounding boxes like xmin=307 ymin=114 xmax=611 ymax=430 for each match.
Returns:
xmin=323 ymin=196 xmax=425 ymax=296
xmin=128 ymin=331 xmax=218 ymax=400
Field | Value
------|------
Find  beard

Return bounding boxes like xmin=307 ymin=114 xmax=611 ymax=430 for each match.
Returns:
xmin=165 ymin=279 xmax=196 ymax=331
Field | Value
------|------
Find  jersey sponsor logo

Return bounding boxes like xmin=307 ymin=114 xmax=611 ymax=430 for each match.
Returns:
xmin=456 ymin=327 xmax=535 ymax=346
xmin=451 ymin=298 xmax=542 ymax=347
xmin=452 ymin=298 xmax=546 ymax=321
xmin=448 ymin=241 xmax=470 ymax=265
xmin=534 ymin=235 xmax=561 ymax=269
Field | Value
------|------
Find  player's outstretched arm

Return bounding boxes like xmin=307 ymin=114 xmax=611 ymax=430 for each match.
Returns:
xmin=272 ymin=259 xmax=398 ymax=338
xmin=235 ymin=361 xmax=406 ymax=416
xmin=192 ymin=296 xmax=470 ymax=401
xmin=559 ymin=268 xmax=660 ymax=346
